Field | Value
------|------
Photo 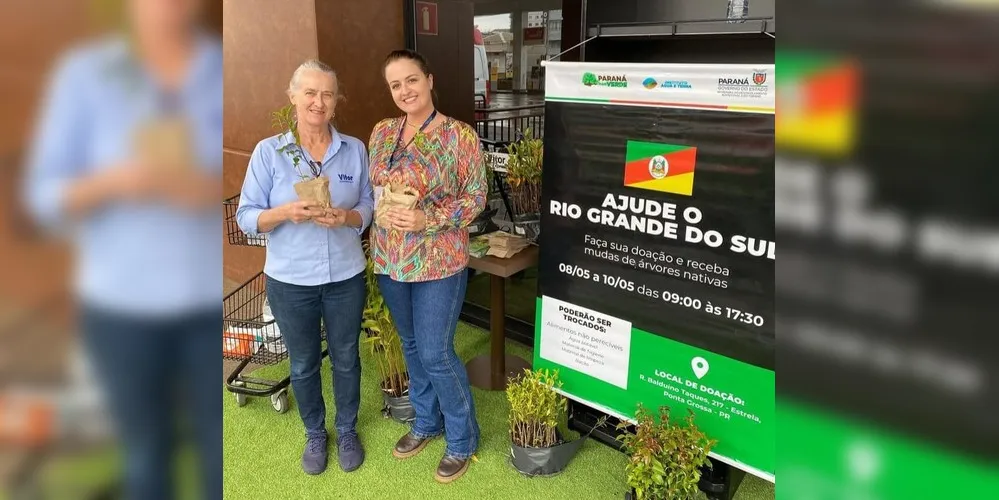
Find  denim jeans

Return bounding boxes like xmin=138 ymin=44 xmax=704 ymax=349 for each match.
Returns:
xmin=376 ymin=269 xmax=480 ymax=459
xmin=265 ymin=272 xmax=365 ymax=438
xmin=80 ymin=305 xmax=223 ymax=500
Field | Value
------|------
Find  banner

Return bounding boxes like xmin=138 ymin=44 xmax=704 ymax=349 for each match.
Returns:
xmin=775 ymin=44 xmax=999 ymax=497
xmin=535 ymin=61 xmax=775 ymax=480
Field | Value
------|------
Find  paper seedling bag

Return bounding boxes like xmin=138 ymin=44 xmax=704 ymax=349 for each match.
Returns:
xmin=294 ymin=176 xmax=332 ymax=211
xmin=375 ymin=182 xmax=420 ymax=228
xmin=133 ymin=116 xmax=195 ymax=172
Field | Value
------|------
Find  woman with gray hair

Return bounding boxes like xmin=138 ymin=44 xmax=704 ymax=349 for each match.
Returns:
xmin=236 ymin=59 xmax=374 ymax=475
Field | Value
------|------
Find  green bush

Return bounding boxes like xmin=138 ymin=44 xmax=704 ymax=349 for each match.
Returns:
xmin=361 ymin=241 xmax=408 ymax=396
xmin=506 ymin=368 xmax=567 ymax=448
xmin=504 ymin=130 xmax=543 ymax=215
xmin=617 ymin=405 xmax=716 ymax=500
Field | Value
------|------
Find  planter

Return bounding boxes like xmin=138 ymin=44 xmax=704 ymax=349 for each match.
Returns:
xmin=510 ymin=433 xmax=586 ymax=477
xmin=698 ymin=459 xmax=745 ymax=500
xmin=381 ymin=390 xmax=415 ymax=424
xmin=512 ymin=213 xmax=541 ymax=241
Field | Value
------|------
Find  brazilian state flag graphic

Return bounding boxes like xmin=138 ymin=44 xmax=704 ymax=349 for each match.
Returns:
xmin=623 ymin=141 xmax=697 ymax=196
xmin=776 ymin=51 xmax=859 ymax=156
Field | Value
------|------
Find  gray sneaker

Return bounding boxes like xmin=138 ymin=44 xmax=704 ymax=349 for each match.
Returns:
xmin=337 ymin=432 xmax=365 ymax=472
xmin=302 ymin=434 xmax=328 ymax=475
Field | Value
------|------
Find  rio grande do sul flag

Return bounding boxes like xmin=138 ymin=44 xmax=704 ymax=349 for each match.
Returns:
xmin=776 ymin=51 xmax=859 ymax=156
xmin=623 ymin=141 xmax=698 ymax=196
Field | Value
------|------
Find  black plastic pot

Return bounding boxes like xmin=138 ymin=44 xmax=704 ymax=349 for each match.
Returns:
xmin=625 ymin=472 xmax=726 ymax=500
xmin=698 ymin=458 xmax=745 ymax=500
xmin=381 ymin=390 xmax=415 ymax=424
xmin=512 ymin=213 xmax=541 ymax=241
xmin=510 ymin=434 xmax=586 ymax=477
xmin=468 ymin=207 xmax=499 ymax=237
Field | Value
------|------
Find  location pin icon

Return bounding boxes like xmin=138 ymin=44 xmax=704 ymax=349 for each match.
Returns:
xmin=691 ymin=357 xmax=710 ymax=379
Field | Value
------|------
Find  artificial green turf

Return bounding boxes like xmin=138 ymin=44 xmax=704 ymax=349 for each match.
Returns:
xmin=223 ymin=322 xmax=775 ymax=500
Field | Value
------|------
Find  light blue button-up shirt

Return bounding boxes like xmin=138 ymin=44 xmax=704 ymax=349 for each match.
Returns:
xmin=22 ymin=34 xmax=223 ymax=317
xmin=236 ymin=128 xmax=374 ymax=286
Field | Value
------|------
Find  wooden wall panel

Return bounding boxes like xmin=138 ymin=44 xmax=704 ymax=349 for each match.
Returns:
xmin=315 ymin=0 xmax=406 ymax=144
xmin=414 ymin=0 xmax=474 ymax=127
xmin=223 ymin=0 xmax=317 ymax=281
xmin=222 ymin=150 xmax=265 ymax=283
xmin=223 ymin=0 xmax=318 ymax=155
xmin=0 ymin=1 xmax=93 ymax=151
xmin=223 ymin=0 xmax=405 ymax=282
xmin=0 ymin=1 xmax=93 ymax=307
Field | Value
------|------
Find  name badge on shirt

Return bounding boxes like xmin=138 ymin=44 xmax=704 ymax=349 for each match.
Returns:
xmin=374 ymin=186 xmax=384 ymax=209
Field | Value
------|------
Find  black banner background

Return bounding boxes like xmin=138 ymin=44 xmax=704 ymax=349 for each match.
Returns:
xmin=538 ymin=101 xmax=776 ymax=370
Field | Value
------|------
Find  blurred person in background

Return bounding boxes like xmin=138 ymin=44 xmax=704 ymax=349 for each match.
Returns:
xmin=368 ymin=49 xmax=486 ymax=483
xmin=20 ymin=0 xmax=222 ymax=499
xmin=236 ymin=60 xmax=374 ymax=475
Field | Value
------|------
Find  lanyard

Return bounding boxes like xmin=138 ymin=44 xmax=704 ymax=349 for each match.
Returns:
xmin=389 ymin=109 xmax=437 ymax=169
xmin=307 ymin=160 xmax=322 ymax=178
xmin=300 ymin=131 xmax=330 ymax=178
xmin=301 ymin=148 xmax=323 ymax=178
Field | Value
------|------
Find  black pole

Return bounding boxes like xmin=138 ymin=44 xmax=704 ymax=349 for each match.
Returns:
xmin=403 ymin=0 xmax=416 ymax=50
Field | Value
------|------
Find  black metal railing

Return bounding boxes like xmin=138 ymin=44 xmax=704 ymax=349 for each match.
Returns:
xmin=474 ymin=105 xmax=544 ymax=144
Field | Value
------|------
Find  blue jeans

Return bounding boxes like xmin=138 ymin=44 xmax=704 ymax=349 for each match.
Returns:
xmin=265 ymin=272 xmax=365 ymax=438
xmin=376 ymin=269 xmax=480 ymax=459
xmin=80 ymin=305 xmax=222 ymax=500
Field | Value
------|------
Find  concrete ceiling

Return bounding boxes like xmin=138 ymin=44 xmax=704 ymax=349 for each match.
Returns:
xmin=471 ymin=0 xmax=563 ymax=17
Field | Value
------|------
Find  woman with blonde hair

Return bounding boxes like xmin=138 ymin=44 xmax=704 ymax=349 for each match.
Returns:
xmin=237 ymin=59 xmax=374 ymax=475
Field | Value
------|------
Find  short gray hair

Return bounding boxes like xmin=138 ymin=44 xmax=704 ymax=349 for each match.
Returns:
xmin=287 ymin=59 xmax=343 ymax=100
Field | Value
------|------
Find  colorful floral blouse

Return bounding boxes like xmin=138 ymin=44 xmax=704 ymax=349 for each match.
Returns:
xmin=368 ymin=116 xmax=487 ymax=282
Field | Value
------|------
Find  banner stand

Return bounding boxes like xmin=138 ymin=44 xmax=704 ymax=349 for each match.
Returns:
xmin=536 ymin=60 xmax=776 ymax=488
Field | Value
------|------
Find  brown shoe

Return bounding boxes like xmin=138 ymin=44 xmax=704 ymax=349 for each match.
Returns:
xmin=392 ymin=432 xmax=435 ymax=459
xmin=434 ymin=455 xmax=470 ymax=483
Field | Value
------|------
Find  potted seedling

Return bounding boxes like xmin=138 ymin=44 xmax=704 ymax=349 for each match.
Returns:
xmin=271 ymin=104 xmax=332 ymax=211
xmin=506 ymin=368 xmax=590 ymax=476
xmin=360 ymin=241 xmax=412 ymax=423
xmin=504 ymin=129 xmax=543 ymax=240
xmin=618 ymin=404 xmax=716 ymax=500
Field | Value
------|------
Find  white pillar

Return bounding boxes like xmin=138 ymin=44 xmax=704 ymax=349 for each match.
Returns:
xmin=511 ymin=10 xmax=527 ymax=92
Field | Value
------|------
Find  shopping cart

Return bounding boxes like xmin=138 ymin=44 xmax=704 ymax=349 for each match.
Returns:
xmin=223 ymin=195 xmax=267 ymax=247
xmin=224 ymin=194 xmax=329 ymax=413
xmin=223 ymin=272 xmax=328 ymax=414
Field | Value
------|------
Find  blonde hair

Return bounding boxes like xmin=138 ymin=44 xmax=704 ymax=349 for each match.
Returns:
xmin=287 ymin=59 xmax=344 ymax=101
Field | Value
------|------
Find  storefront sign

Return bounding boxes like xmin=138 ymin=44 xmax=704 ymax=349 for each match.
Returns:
xmin=524 ymin=26 xmax=545 ymax=44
